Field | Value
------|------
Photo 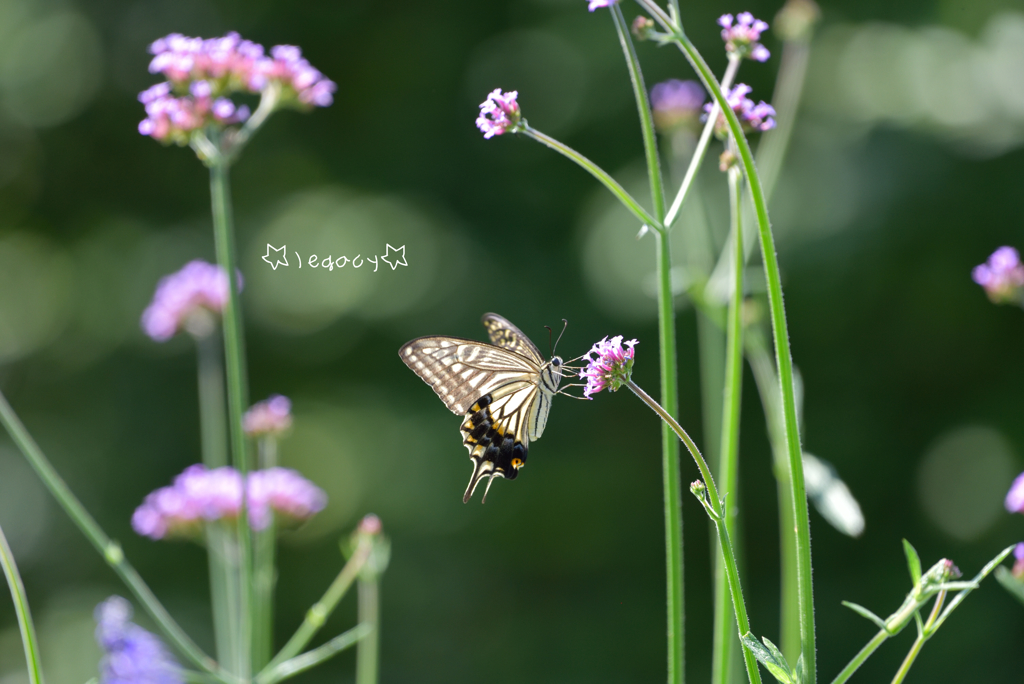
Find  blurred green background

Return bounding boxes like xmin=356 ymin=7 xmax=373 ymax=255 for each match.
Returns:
xmin=0 ymin=0 xmax=1023 ymax=681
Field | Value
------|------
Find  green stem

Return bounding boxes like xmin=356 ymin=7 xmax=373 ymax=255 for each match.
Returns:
xmin=520 ymin=125 xmax=663 ymax=232
xmin=890 ymin=592 xmax=945 ymax=684
xmin=253 ymin=436 xmax=279 ymax=670
xmin=644 ymin=12 xmax=816 ymax=680
xmin=664 ymin=56 xmax=740 ymax=230
xmin=829 ymin=630 xmax=888 ymax=684
xmin=262 ymin=536 xmax=372 ymax=674
xmin=256 ymin=624 xmax=371 ymax=684
xmin=0 ymin=390 xmax=222 ymax=677
xmin=626 ymin=381 xmax=761 ymax=684
xmin=712 ymin=164 xmax=745 ymax=684
xmin=0 ymin=523 xmax=42 ymax=684
xmin=209 ymin=160 xmax=255 ymax=677
xmin=355 ymin=577 xmax=380 ymax=684
xmin=610 ymin=7 xmax=684 ymax=682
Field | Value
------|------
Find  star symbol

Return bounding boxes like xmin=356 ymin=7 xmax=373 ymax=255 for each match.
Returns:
xmin=262 ymin=244 xmax=289 ymax=270
xmin=381 ymin=244 xmax=408 ymax=270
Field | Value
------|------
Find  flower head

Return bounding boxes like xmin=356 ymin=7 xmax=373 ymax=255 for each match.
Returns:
xmin=139 ymin=32 xmax=335 ymax=145
xmin=581 ymin=335 xmax=638 ymax=398
xmin=587 ymin=0 xmax=619 ymax=10
xmin=651 ymin=79 xmax=706 ymax=132
xmin=702 ymin=83 xmax=776 ymax=138
xmin=476 ymin=89 xmax=522 ymax=139
xmin=972 ymin=246 xmax=1024 ymax=304
xmin=95 ymin=596 xmax=182 ymax=684
xmin=141 ymin=260 xmax=241 ymax=341
xmin=719 ymin=12 xmax=771 ymax=62
xmin=1014 ymin=543 xmax=1024 ymax=578
xmin=132 ymin=465 xmax=326 ymax=539
xmin=243 ymin=394 xmax=293 ymax=436
xmin=1006 ymin=471 xmax=1024 ymax=514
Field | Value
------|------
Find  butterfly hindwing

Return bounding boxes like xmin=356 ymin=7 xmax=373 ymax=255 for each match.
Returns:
xmin=399 ymin=315 xmax=563 ymax=503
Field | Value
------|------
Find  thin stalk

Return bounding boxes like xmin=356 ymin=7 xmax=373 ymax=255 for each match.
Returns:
xmin=828 ymin=629 xmax=888 ymax=684
xmin=253 ymin=436 xmax=279 ymax=669
xmin=664 ymin=56 xmax=740 ymax=229
xmin=206 ymin=523 xmax=243 ymax=674
xmin=890 ymin=592 xmax=945 ymax=684
xmin=647 ymin=15 xmax=817 ymax=681
xmin=610 ymin=7 xmax=684 ymax=682
xmin=209 ymin=159 xmax=255 ymax=676
xmin=355 ymin=577 xmax=380 ymax=684
xmin=0 ymin=390 xmax=222 ymax=677
xmin=256 ymin=624 xmax=371 ymax=684
xmin=745 ymin=329 xmax=799 ymax=662
xmin=712 ymin=165 xmax=745 ymax=684
xmin=195 ymin=332 xmax=236 ymax=670
xmin=262 ymin=536 xmax=372 ymax=674
xmin=520 ymin=125 xmax=663 ymax=232
xmin=626 ymin=381 xmax=761 ymax=684
xmin=0 ymin=523 xmax=42 ymax=684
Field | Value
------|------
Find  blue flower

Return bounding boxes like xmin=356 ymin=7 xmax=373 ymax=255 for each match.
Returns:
xmin=95 ymin=597 xmax=182 ymax=684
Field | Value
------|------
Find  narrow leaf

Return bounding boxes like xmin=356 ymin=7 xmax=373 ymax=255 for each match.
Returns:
xmin=761 ymin=636 xmax=792 ymax=675
xmin=841 ymin=601 xmax=887 ymax=631
xmin=902 ymin=539 xmax=922 ymax=586
xmin=741 ymin=632 xmax=794 ymax=684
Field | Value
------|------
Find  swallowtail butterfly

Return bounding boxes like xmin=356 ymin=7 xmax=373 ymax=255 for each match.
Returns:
xmin=399 ymin=313 xmax=563 ymax=503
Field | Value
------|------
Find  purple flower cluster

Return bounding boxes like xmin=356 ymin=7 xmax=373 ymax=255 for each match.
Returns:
xmin=703 ymin=83 xmax=776 ymax=137
xmin=651 ymin=79 xmax=706 ymax=132
xmin=581 ymin=336 xmax=638 ymax=398
xmin=132 ymin=465 xmax=327 ymax=539
xmin=141 ymin=260 xmax=240 ymax=342
xmin=139 ymin=32 xmax=336 ymax=144
xmin=1006 ymin=471 xmax=1024 ymax=514
xmin=476 ymin=89 xmax=522 ymax=139
xmin=972 ymin=246 xmax=1024 ymax=304
xmin=719 ymin=12 xmax=771 ymax=62
xmin=244 ymin=394 xmax=293 ymax=436
xmin=1014 ymin=543 xmax=1024 ymax=578
xmin=587 ymin=0 xmax=619 ymax=10
xmin=95 ymin=596 xmax=181 ymax=684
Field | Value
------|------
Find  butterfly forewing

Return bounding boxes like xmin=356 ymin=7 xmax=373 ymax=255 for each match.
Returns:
xmin=399 ymin=314 xmax=562 ymax=503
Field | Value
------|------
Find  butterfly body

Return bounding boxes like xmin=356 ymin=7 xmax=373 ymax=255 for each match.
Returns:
xmin=399 ymin=314 xmax=562 ymax=503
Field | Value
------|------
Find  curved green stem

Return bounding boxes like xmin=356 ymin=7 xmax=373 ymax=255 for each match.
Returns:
xmin=609 ymin=7 xmax=684 ymax=681
xmin=520 ymin=125 xmax=663 ymax=232
xmin=829 ymin=630 xmax=888 ymax=684
xmin=209 ymin=160 xmax=255 ymax=677
xmin=665 ymin=56 xmax=740 ymax=230
xmin=637 ymin=4 xmax=816 ymax=678
xmin=0 ymin=390 xmax=222 ymax=677
xmin=256 ymin=624 xmax=371 ymax=684
xmin=712 ymin=164 xmax=745 ymax=684
xmin=626 ymin=381 xmax=761 ymax=684
xmin=0 ymin=523 xmax=42 ymax=684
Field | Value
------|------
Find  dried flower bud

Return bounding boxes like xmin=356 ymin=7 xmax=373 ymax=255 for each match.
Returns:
xmin=632 ymin=16 xmax=656 ymax=41
xmin=774 ymin=0 xmax=821 ymax=43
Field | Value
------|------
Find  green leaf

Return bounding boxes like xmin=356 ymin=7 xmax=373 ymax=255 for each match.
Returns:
xmin=841 ymin=601 xmax=887 ymax=631
xmin=795 ymin=652 xmax=806 ymax=684
xmin=741 ymin=632 xmax=795 ymax=684
xmin=994 ymin=566 xmax=1024 ymax=607
xmin=903 ymin=539 xmax=922 ymax=586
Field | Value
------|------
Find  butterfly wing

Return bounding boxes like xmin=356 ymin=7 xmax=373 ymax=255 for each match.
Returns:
xmin=482 ymin=312 xmax=545 ymax=364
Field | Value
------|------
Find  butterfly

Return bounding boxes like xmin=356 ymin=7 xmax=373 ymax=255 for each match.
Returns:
xmin=399 ymin=313 xmax=564 ymax=503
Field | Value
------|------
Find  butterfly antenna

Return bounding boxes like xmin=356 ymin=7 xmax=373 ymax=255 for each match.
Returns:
xmin=544 ymin=325 xmax=553 ymax=358
xmin=481 ymin=471 xmax=499 ymax=503
xmin=553 ymin=319 xmax=568 ymax=356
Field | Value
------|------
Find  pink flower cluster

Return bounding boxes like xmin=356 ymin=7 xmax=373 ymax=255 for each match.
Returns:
xmin=476 ymin=89 xmax=522 ymax=139
xmin=581 ymin=335 xmax=638 ymax=398
xmin=1006 ymin=471 xmax=1024 ymax=514
xmin=972 ymin=246 xmax=1024 ymax=304
xmin=703 ymin=83 xmax=776 ymax=137
xmin=719 ymin=12 xmax=771 ymax=62
xmin=140 ymin=260 xmax=240 ymax=342
xmin=139 ymin=32 xmax=336 ymax=144
xmin=132 ymin=465 xmax=327 ymax=539
xmin=243 ymin=394 xmax=293 ymax=436
xmin=587 ymin=0 xmax=618 ymax=10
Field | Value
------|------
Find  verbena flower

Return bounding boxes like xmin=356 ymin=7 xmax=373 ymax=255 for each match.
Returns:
xmin=1014 ymin=543 xmax=1024 ymax=578
xmin=95 ymin=596 xmax=182 ymax=684
xmin=243 ymin=394 xmax=293 ymax=436
xmin=139 ymin=32 xmax=336 ymax=145
xmin=141 ymin=260 xmax=241 ymax=341
xmin=587 ymin=0 xmax=619 ymax=10
xmin=972 ymin=246 xmax=1024 ymax=304
xmin=702 ymin=83 xmax=776 ymax=138
xmin=132 ymin=465 xmax=326 ymax=539
xmin=651 ymin=79 xmax=706 ymax=132
xmin=581 ymin=335 xmax=638 ymax=397
xmin=719 ymin=12 xmax=771 ymax=62
xmin=1006 ymin=471 xmax=1024 ymax=514
xmin=476 ymin=89 xmax=522 ymax=139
